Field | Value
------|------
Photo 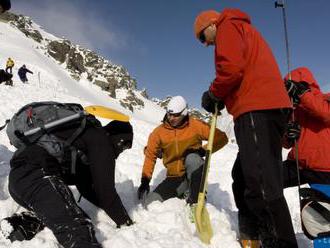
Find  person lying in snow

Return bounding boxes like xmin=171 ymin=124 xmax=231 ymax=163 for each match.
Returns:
xmin=282 ymin=67 xmax=330 ymax=187
xmin=0 ymin=0 xmax=10 ymax=14
xmin=137 ymin=95 xmax=228 ymax=206
xmin=2 ymin=110 xmax=134 ymax=248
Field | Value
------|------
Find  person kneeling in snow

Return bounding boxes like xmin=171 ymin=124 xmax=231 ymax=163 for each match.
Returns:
xmin=137 ymin=96 xmax=228 ymax=206
xmin=282 ymin=67 xmax=330 ymax=242
xmin=282 ymin=67 xmax=330 ymax=186
xmin=4 ymin=117 xmax=134 ymax=247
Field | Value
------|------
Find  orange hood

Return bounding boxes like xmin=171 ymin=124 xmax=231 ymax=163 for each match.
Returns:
xmin=285 ymin=67 xmax=321 ymax=93
xmin=217 ymin=8 xmax=251 ymax=26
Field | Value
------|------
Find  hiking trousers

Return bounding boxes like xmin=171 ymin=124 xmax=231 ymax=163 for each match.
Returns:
xmin=145 ymin=153 xmax=204 ymax=205
xmin=9 ymin=145 xmax=102 ymax=248
xmin=232 ymin=110 xmax=298 ymax=247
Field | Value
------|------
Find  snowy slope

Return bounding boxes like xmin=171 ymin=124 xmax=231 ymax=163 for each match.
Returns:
xmin=0 ymin=18 xmax=312 ymax=248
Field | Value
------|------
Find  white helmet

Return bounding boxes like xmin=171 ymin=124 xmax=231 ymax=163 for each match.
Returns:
xmin=166 ymin=96 xmax=188 ymax=116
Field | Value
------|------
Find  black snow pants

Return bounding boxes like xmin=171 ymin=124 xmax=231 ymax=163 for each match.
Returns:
xmin=9 ymin=145 xmax=102 ymax=248
xmin=232 ymin=110 xmax=298 ymax=248
xmin=283 ymin=160 xmax=330 ymax=188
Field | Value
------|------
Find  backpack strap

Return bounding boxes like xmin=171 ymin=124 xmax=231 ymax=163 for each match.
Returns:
xmin=63 ymin=116 xmax=87 ymax=175
xmin=0 ymin=119 xmax=10 ymax=131
xmin=300 ymin=188 xmax=330 ymax=203
xmin=300 ymin=187 xmax=330 ymax=224
xmin=308 ymin=201 xmax=330 ymax=223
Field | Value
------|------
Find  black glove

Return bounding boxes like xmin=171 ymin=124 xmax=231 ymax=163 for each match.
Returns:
xmin=137 ymin=177 xmax=150 ymax=200
xmin=285 ymin=121 xmax=301 ymax=145
xmin=285 ymin=80 xmax=310 ymax=105
xmin=201 ymin=90 xmax=225 ymax=114
xmin=183 ymin=147 xmax=206 ymax=159
xmin=116 ymin=218 xmax=134 ymax=228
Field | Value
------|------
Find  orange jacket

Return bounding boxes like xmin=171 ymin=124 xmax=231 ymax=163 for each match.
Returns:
xmin=284 ymin=67 xmax=330 ymax=172
xmin=209 ymin=9 xmax=291 ymax=119
xmin=142 ymin=117 xmax=228 ymax=179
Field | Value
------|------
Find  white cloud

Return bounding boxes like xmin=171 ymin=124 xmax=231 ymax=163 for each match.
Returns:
xmin=14 ymin=0 xmax=128 ymax=51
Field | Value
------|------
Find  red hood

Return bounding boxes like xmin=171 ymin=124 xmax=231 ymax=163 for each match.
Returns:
xmin=285 ymin=67 xmax=321 ymax=93
xmin=217 ymin=8 xmax=251 ymax=25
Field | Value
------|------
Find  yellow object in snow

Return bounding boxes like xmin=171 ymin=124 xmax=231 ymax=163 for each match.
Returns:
xmin=84 ymin=105 xmax=130 ymax=122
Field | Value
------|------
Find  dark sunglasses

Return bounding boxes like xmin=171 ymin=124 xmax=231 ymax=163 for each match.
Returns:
xmin=167 ymin=112 xmax=182 ymax=118
xmin=199 ymin=31 xmax=206 ymax=44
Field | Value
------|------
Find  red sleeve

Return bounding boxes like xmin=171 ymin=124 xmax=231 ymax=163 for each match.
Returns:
xmin=210 ymin=21 xmax=245 ymax=99
xmin=299 ymin=92 xmax=330 ymax=125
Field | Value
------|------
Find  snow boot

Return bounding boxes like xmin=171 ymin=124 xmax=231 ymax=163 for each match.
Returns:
xmin=0 ymin=212 xmax=45 ymax=242
xmin=239 ymin=239 xmax=261 ymax=248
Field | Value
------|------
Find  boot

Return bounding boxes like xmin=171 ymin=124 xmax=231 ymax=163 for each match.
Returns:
xmin=0 ymin=212 xmax=45 ymax=242
xmin=240 ymin=239 xmax=261 ymax=248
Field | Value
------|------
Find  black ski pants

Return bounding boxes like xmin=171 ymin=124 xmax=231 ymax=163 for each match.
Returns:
xmin=232 ymin=110 xmax=298 ymax=247
xmin=283 ymin=160 xmax=330 ymax=188
xmin=9 ymin=145 xmax=102 ymax=248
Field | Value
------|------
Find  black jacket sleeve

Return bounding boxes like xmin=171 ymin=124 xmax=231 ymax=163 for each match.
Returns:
xmin=77 ymin=127 xmax=132 ymax=226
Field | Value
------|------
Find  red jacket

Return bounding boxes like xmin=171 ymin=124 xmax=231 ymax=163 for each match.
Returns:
xmin=209 ymin=9 xmax=291 ymax=119
xmin=285 ymin=67 xmax=330 ymax=172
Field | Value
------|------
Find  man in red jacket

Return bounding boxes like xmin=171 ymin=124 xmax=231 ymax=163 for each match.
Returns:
xmin=283 ymin=67 xmax=330 ymax=187
xmin=194 ymin=9 xmax=297 ymax=248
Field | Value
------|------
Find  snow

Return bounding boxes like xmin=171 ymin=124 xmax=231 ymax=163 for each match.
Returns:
xmin=0 ymin=19 xmax=313 ymax=247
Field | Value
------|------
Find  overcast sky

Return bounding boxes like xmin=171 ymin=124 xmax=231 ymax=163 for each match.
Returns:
xmin=12 ymin=0 xmax=330 ymax=108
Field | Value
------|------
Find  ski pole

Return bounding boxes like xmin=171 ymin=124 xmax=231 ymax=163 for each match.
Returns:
xmin=275 ymin=0 xmax=302 ymax=211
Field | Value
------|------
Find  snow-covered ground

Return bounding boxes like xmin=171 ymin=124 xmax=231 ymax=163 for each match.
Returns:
xmin=0 ymin=19 xmax=312 ymax=247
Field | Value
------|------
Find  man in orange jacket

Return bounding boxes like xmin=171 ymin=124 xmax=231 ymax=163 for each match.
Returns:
xmin=194 ymin=9 xmax=297 ymax=248
xmin=137 ymin=96 xmax=228 ymax=206
xmin=283 ymin=67 xmax=330 ymax=187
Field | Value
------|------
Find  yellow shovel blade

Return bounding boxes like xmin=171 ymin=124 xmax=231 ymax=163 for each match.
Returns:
xmin=194 ymin=193 xmax=213 ymax=244
xmin=84 ymin=105 xmax=130 ymax=122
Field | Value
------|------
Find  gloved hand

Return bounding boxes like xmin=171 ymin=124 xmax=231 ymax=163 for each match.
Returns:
xmin=201 ymin=90 xmax=225 ymax=114
xmin=182 ymin=147 xmax=206 ymax=159
xmin=285 ymin=80 xmax=310 ymax=105
xmin=137 ymin=177 xmax=150 ymax=200
xmin=285 ymin=121 xmax=301 ymax=145
xmin=116 ymin=218 xmax=135 ymax=228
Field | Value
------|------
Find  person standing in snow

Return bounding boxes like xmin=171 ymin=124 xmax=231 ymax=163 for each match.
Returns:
xmin=18 ymin=64 xmax=33 ymax=83
xmin=282 ymin=67 xmax=330 ymax=187
xmin=5 ymin=116 xmax=134 ymax=247
xmin=194 ymin=9 xmax=297 ymax=248
xmin=0 ymin=1 xmax=12 ymax=84
xmin=5 ymin=57 xmax=14 ymax=74
xmin=137 ymin=96 xmax=228 ymax=206
xmin=0 ymin=0 xmax=10 ymax=14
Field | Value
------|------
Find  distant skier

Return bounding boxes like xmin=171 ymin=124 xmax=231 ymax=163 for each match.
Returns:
xmin=5 ymin=57 xmax=14 ymax=74
xmin=0 ymin=0 xmax=10 ymax=14
xmin=0 ymin=69 xmax=13 ymax=86
xmin=137 ymin=96 xmax=228 ymax=206
xmin=18 ymin=64 xmax=33 ymax=83
xmin=3 ymin=109 xmax=134 ymax=247
xmin=282 ymin=67 xmax=330 ymax=186
xmin=194 ymin=8 xmax=297 ymax=248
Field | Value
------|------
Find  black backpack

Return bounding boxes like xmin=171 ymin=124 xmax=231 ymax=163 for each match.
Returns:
xmin=3 ymin=101 xmax=93 ymax=174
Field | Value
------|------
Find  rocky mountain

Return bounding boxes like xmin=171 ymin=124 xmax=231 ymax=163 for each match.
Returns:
xmin=0 ymin=12 xmax=147 ymax=112
xmin=0 ymin=12 xmax=231 ymax=128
